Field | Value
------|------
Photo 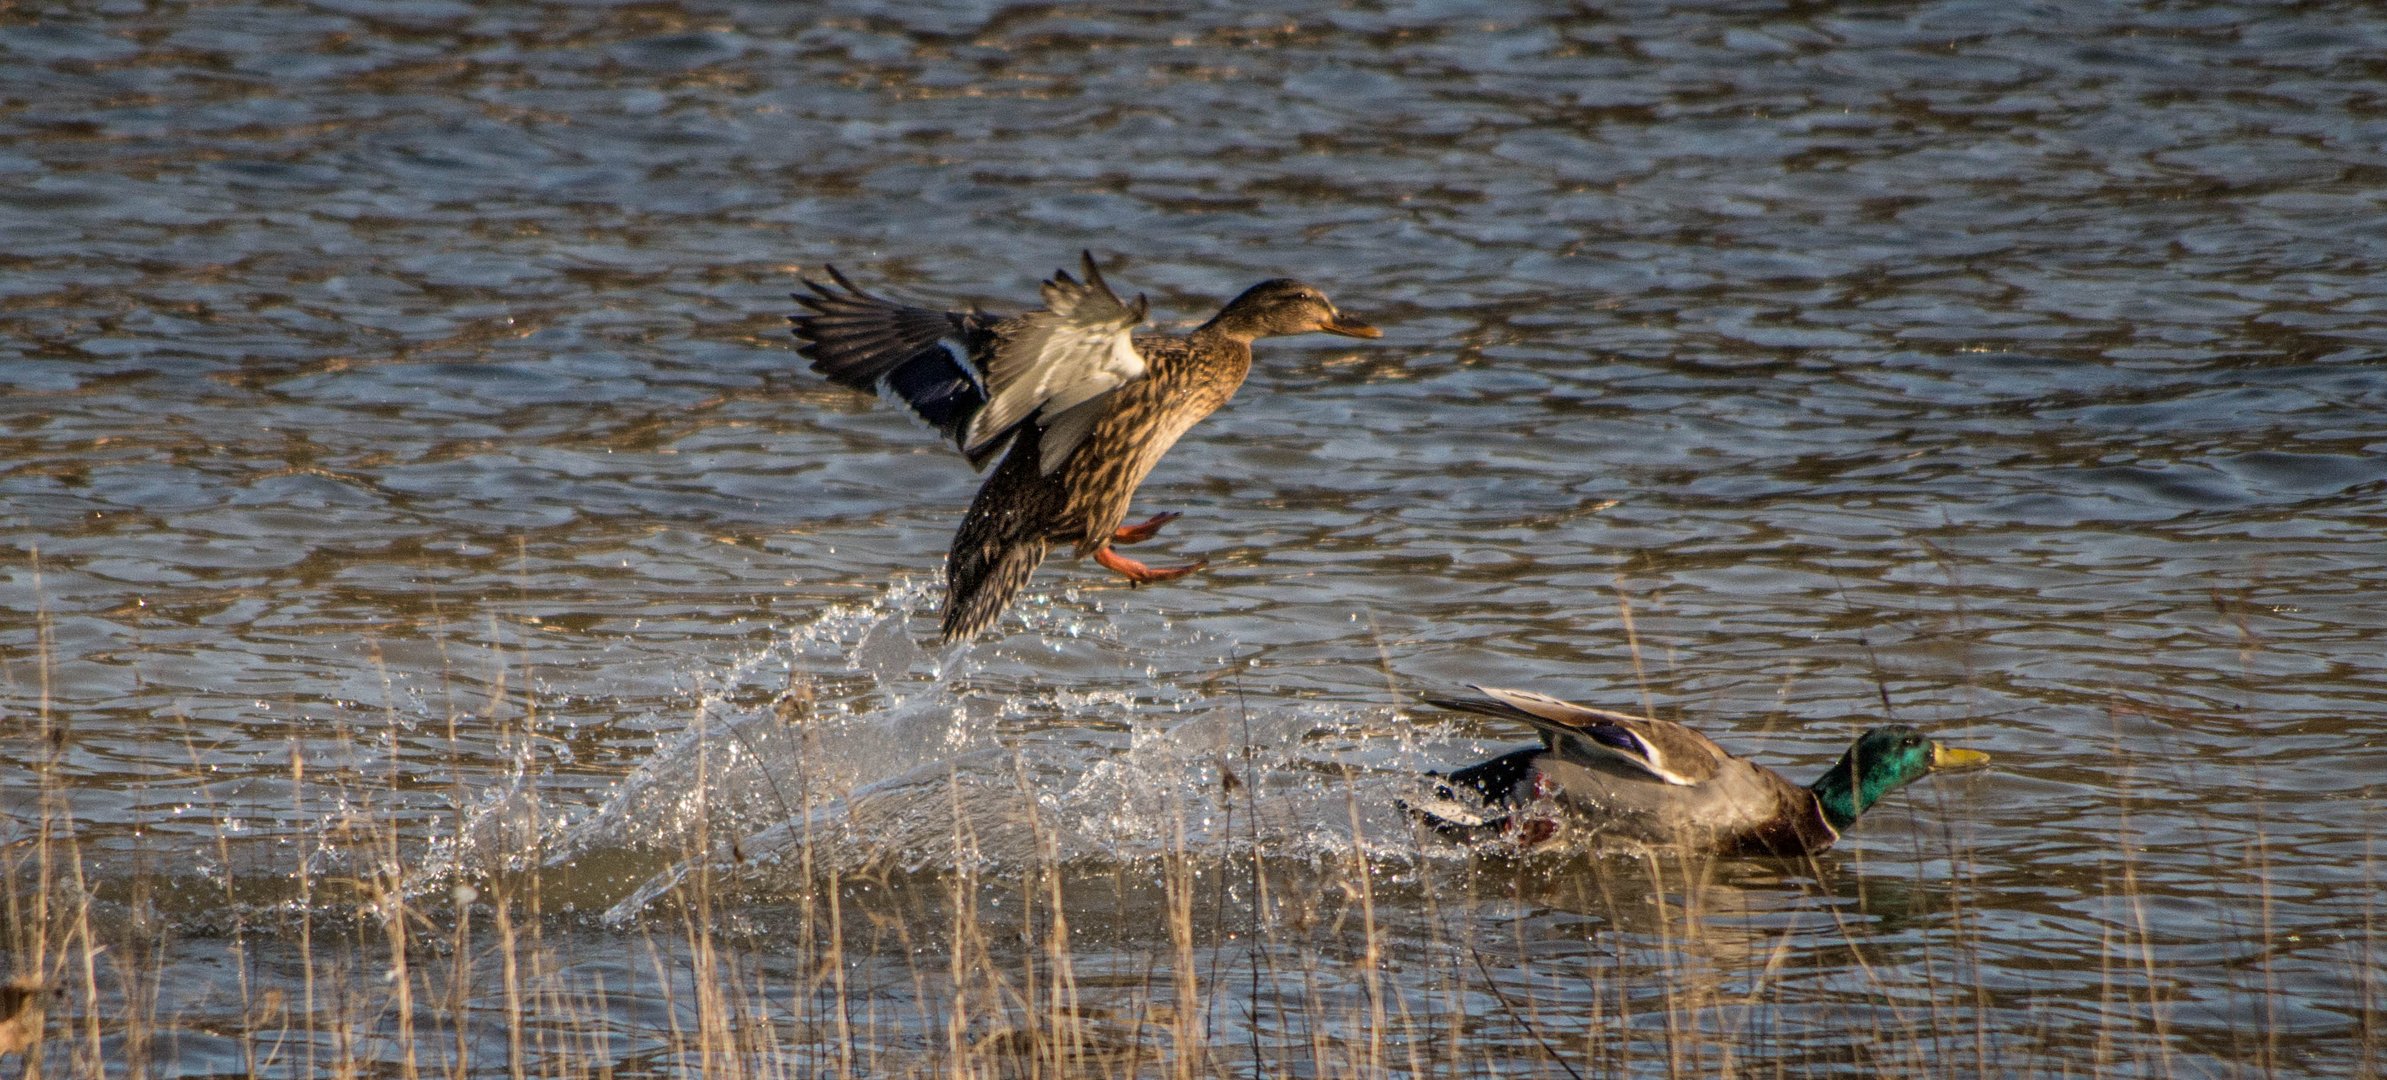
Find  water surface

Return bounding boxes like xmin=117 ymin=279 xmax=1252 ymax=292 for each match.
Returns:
xmin=3 ymin=1 xmax=2383 ymax=1075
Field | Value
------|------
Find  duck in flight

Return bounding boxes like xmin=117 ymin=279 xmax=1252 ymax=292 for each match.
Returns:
xmin=791 ymin=252 xmax=1380 ymax=642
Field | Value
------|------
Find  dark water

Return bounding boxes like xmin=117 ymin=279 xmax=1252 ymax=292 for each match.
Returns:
xmin=4 ymin=0 xmax=2384 ymax=1075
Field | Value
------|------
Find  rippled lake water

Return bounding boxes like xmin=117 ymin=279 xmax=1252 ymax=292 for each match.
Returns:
xmin=4 ymin=0 xmax=2384 ymax=1075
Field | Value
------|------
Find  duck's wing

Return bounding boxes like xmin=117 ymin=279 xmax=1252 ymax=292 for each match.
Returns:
xmin=1424 ymin=685 xmax=1732 ymax=787
xmin=963 ymin=251 xmax=1151 ymax=473
xmin=791 ymin=266 xmax=1003 ymax=463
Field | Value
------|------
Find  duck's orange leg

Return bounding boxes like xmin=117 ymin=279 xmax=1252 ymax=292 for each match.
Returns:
xmin=1094 ymin=543 xmax=1207 ymax=586
xmin=1111 ymin=511 xmax=1182 ymax=546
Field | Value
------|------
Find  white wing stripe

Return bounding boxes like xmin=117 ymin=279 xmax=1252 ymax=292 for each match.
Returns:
xmin=1473 ymin=685 xmax=1702 ymax=787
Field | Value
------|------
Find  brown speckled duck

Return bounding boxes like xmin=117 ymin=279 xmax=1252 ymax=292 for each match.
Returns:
xmin=1412 ymin=686 xmax=1991 ymax=857
xmin=791 ymin=252 xmax=1380 ymax=642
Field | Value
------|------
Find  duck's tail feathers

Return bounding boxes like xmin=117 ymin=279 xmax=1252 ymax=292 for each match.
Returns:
xmin=1398 ymin=773 xmax=1517 ymax=843
xmin=1437 ymin=746 xmax=1541 ymax=805
xmin=939 ymin=530 xmax=1051 ymax=643
xmin=791 ymin=266 xmax=999 ymax=460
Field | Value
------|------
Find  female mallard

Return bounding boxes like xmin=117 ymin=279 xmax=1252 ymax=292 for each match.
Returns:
xmin=791 ymin=252 xmax=1379 ymax=642
xmin=1412 ymin=686 xmax=1990 ymax=857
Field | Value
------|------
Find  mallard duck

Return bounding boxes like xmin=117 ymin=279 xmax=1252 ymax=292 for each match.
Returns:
xmin=1411 ymin=686 xmax=1990 ymax=857
xmin=791 ymin=252 xmax=1380 ymax=642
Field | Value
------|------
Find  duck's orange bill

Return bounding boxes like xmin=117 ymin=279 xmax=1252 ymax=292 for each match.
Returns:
xmin=1324 ymin=315 xmax=1382 ymax=339
xmin=1931 ymin=744 xmax=1992 ymax=770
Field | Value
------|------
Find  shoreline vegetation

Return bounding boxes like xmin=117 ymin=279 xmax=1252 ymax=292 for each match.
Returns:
xmin=5 ymin=601 xmax=2373 ymax=1079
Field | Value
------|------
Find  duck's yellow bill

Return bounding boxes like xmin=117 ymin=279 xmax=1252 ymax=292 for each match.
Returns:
xmin=1931 ymin=744 xmax=1992 ymax=770
xmin=1324 ymin=315 xmax=1382 ymax=339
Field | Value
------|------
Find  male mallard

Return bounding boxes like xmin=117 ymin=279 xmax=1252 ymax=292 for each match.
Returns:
xmin=791 ymin=252 xmax=1380 ymax=642
xmin=1412 ymin=686 xmax=1990 ymax=857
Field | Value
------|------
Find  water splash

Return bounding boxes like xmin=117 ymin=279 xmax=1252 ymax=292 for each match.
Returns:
xmin=414 ymin=578 xmax=1489 ymax=920
xmin=465 ymin=579 xmax=1463 ymax=916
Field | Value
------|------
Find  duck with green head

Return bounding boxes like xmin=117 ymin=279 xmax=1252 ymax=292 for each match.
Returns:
xmin=1411 ymin=686 xmax=1991 ymax=857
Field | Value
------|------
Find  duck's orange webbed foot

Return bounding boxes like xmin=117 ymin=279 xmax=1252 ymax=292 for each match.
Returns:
xmin=1094 ymin=543 xmax=1207 ymax=586
xmin=1111 ymin=512 xmax=1182 ymax=546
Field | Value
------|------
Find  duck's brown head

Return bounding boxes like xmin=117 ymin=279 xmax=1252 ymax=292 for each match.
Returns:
xmin=1200 ymin=279 xmax=1381 ymax=344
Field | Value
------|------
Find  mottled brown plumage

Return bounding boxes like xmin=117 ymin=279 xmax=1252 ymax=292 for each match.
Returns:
xmin=1411 ymin=686 xmax=1991 ymax=857
xmin=790 ymin=254 xmax=1379 ymax=641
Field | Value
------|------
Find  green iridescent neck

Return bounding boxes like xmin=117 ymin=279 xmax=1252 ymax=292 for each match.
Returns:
xmin=1807 ymin=729 xmax=1930 ymax=831
xmin=1807 ymin=759 xmax=1867 ymax=831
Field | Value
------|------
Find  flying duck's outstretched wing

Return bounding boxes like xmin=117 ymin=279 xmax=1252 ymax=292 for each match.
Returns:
xmin=1424 ymin=685 xmax=1731 ymax=787
xmin=964 ymin=251 xmax=1150 ymax=474
xmin=791 ymin=267 xmax=1004 ymax=465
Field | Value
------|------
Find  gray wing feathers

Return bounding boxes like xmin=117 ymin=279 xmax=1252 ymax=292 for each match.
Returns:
xmin=963 ymin=252 xmax=1150 ymax=470
xmin=1035 ymin=397 xmax=1110 ymax=476
xmin=1434 ymin=685 xmax=1727 ymax=787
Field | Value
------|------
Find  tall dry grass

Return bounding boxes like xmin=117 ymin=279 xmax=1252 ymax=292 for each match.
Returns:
xmin=7 ymin=723 xmax=2367 ymax=1078
xmin=4 ymin=583 xmax=2374 ymax=1078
